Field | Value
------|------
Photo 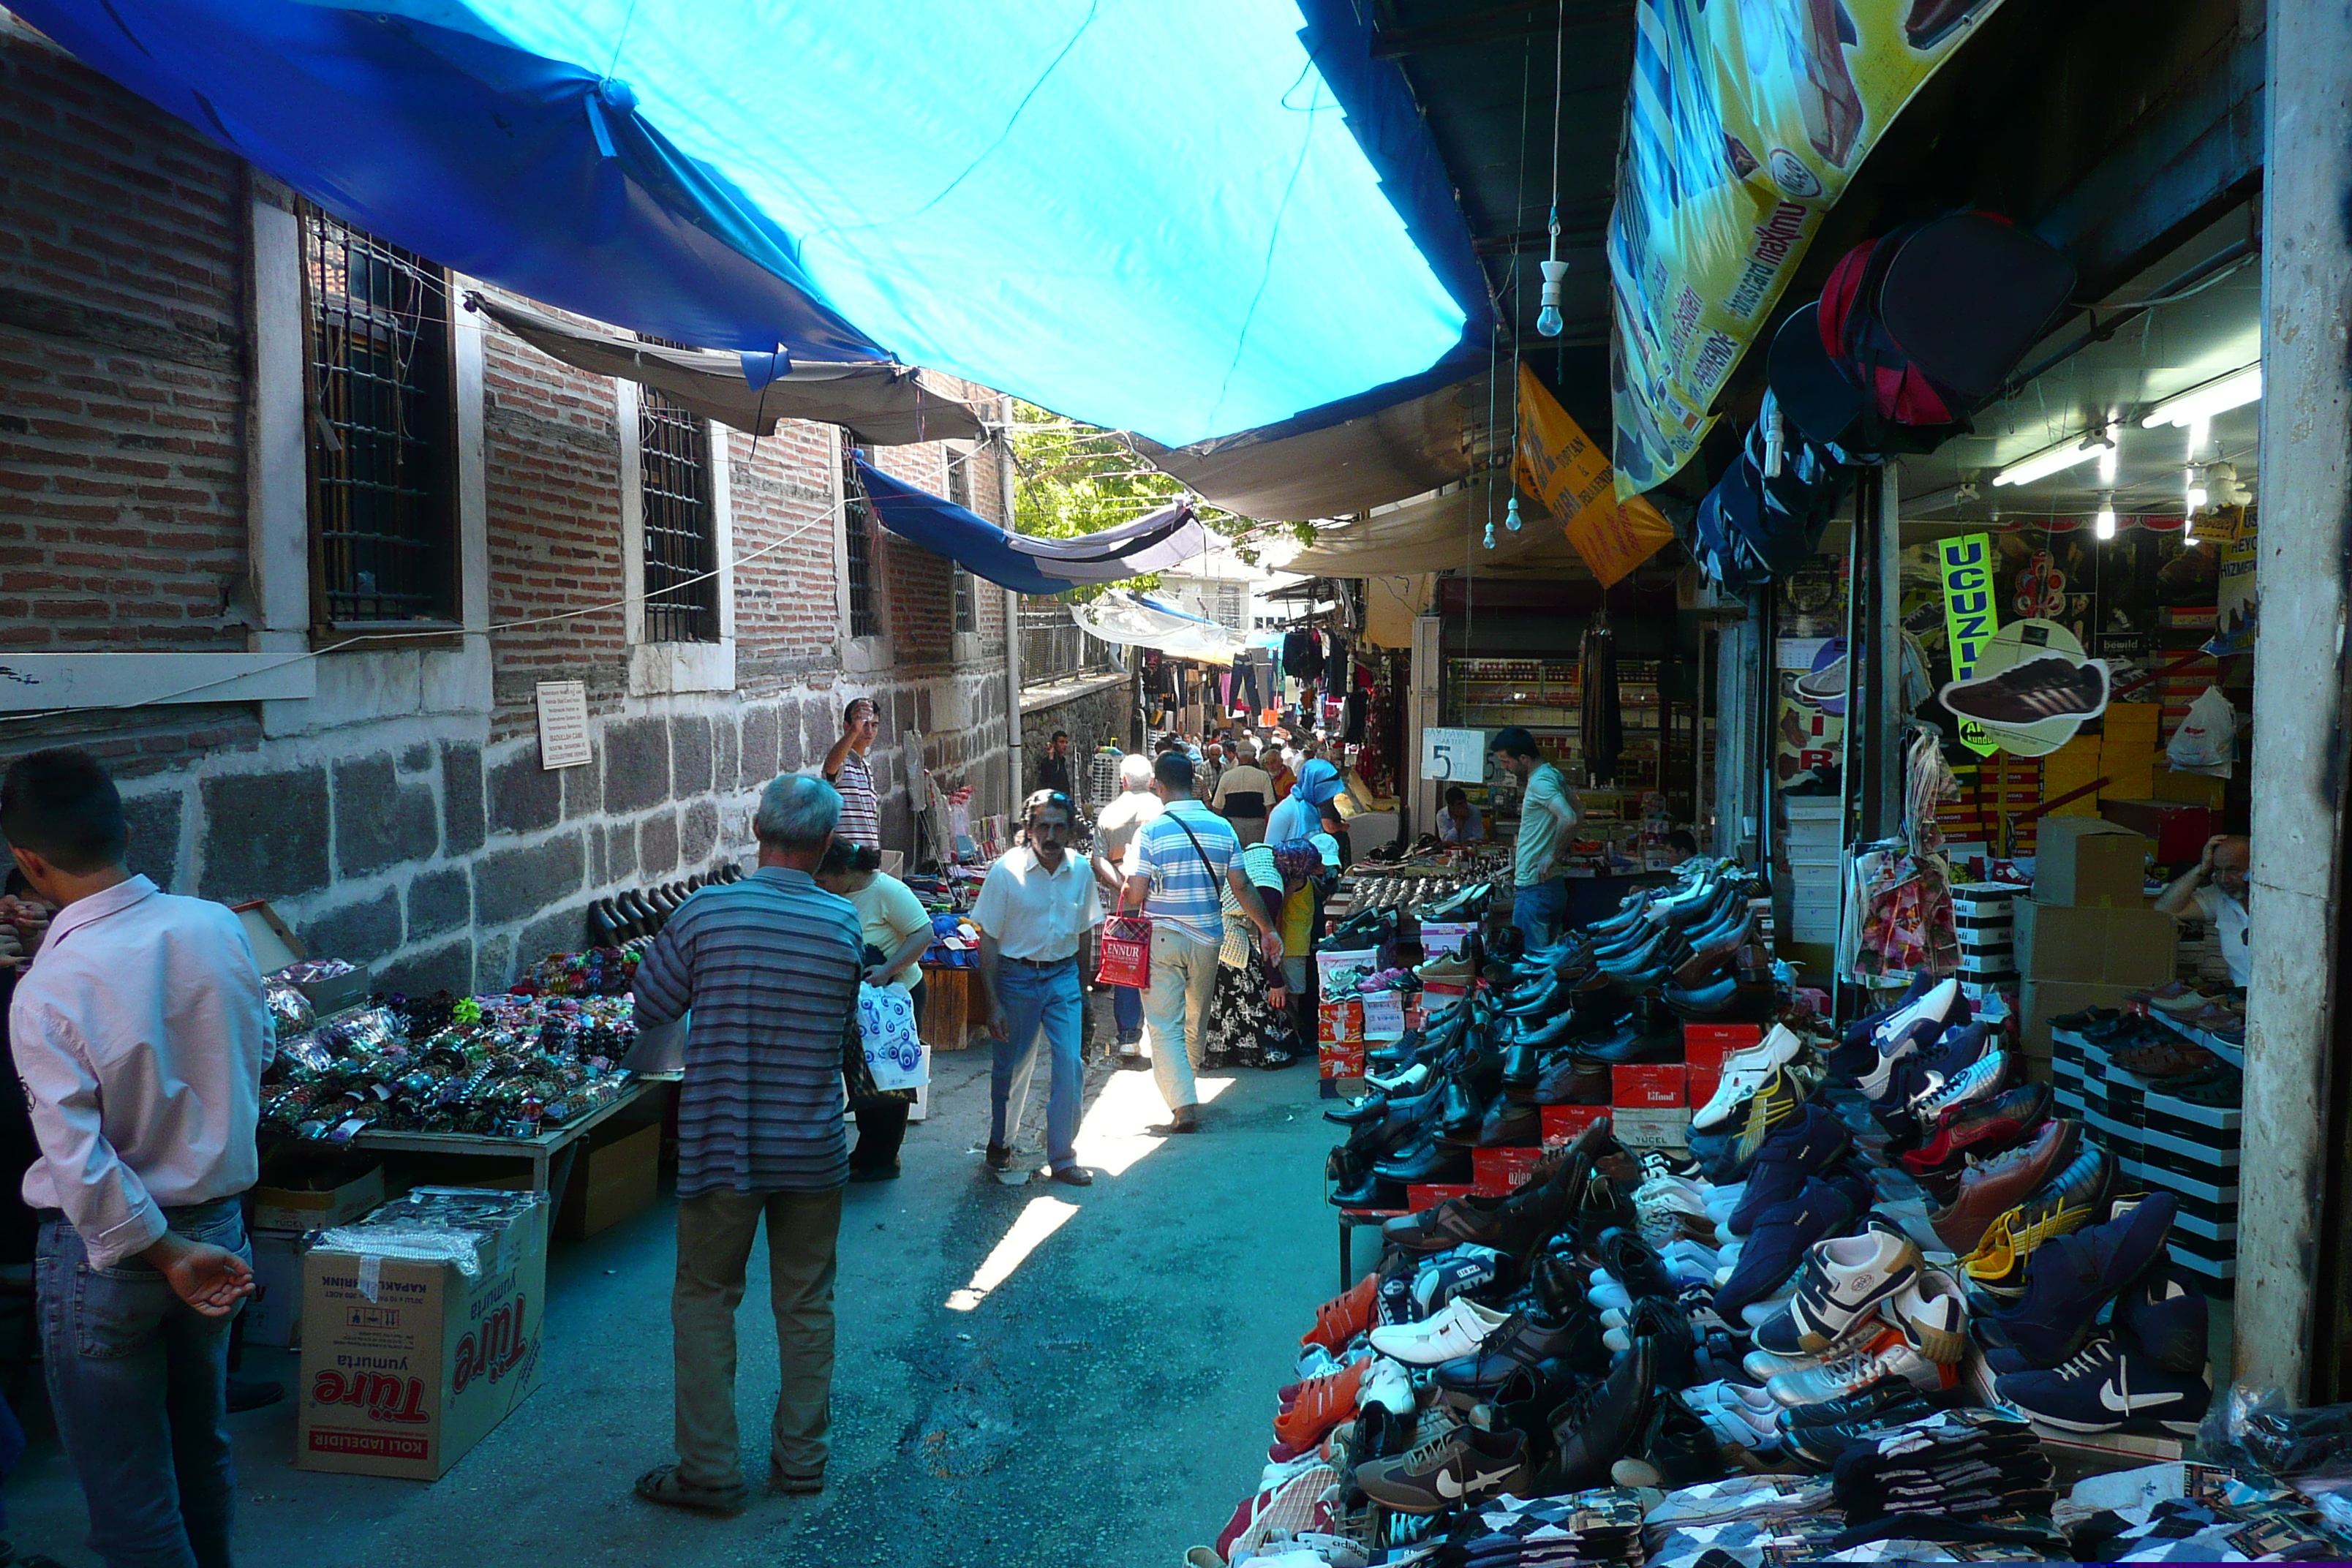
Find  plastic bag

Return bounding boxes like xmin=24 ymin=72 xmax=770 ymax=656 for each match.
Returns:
xmin=856 ymin=982 xmax=927 ymax=1092
xmin=2168 ymin=685 xmax=2238 ymax=777
xmin=2202 ymin=1381 xmax=2352 ymax=1481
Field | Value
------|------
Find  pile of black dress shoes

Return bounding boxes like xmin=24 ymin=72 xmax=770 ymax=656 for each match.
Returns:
xmin=586 ymin=863 xmax=743 ymax=944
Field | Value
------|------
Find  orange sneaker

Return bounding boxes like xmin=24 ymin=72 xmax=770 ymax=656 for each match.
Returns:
xmin=1273 ymin=1358 xmax=1369 ymax=1448
xmin=1300 ymin=1273 xmax=1378 ymax=1353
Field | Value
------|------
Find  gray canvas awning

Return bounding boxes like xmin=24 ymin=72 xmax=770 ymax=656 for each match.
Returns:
xmin=1276 ymin=468 xmax=1585 ymax=576
xmin=466 ymin=293 xmax=987 ymax=446
xmin=1136 ymin=374 xmax=1493 ymax=521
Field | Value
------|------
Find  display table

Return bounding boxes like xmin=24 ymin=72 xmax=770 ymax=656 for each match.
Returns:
xmin=349 ymin=1076 xmax=673 ymax=1201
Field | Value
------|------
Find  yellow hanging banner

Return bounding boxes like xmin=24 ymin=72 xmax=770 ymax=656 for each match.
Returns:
xmin=1515 ymin=364 xmax=1677 ymax=587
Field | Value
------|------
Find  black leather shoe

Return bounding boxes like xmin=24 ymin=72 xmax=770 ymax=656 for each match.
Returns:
xmin=1593 ymin=1227 xmax=1675 ymax=1300
xmin=1501 ymin=1039 xmax=1541 ymax=1098
xmin=1618 ymin=1387 xmax=1730 ymax=1488
xmin=1535 ymin=1055 xmax=1610 ymax=1106
xmin=1541 ymin=1341 xmax=1655 ymax=1493
xmin=1477 ymin=1096 xmax=1542 ymax=1148
xmin=1662 ymin=975 xmax=1774 ymax=1021
xmin=1433 ymin=1311 xmax=1606 ymax=1398
xmin=1373 ymin=1138 xmax=1472 ymax=1185
xmin=1576 ymin=1017 xmax=1684 ymax=1065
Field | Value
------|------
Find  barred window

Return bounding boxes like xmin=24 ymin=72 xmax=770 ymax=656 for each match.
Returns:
xmin=946 ymin=445 xmax=977 ymax=632
xmin=301 ymin=206 xmax=457 ymax=624
xmin=638 ymin=382 xmax=717 ymax=643
xmin=843 ymin=440 xmax=879 ymax=638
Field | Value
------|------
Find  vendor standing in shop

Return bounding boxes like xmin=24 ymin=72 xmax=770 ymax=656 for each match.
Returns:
xmin=1492 ymin=725 xmax=1582 ymax=950
xmin=4 ymin=747 xmax=267 ymax=1567
xmin=633 ymin=773 xmax=864 ymax=1514
xmin=822 ymin=696 xmax=884 ymax=852
xmin=973 ymin=790 xmax=1102 ymax=1187
xmin=1439 ymin=785 xmax=1486 ymax=845
xmin=2155 ymin=833 xmax=2252 ymax=988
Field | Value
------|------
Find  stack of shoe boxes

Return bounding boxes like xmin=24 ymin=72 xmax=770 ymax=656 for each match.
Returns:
xmin=2095 ymin=701 xmax=2164 ymax=803
xmin=1950 ymin=882 xmax=2023 ymax=1013
xmin=2016 ymin=820 xmax=2175 ymax=1064
xmin=2048 ymin=1019 xmax=2239 ymax=1289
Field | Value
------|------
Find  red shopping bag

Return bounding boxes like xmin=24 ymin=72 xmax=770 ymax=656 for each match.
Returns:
xmin=1096 ymin=893 xmax=1152 ymax=989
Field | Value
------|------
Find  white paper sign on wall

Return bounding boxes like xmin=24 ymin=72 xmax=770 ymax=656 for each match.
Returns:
xmin=536 ymin=680 xmax=592 ymax=770
xmin=1421 ymin=726 xmax=1488 ymax=784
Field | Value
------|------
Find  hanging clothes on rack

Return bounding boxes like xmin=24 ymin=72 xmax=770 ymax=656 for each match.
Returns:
xmin=1580 ymin=619 xmax=1623 ymax=785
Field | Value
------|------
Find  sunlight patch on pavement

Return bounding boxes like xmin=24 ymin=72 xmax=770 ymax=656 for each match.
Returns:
xmin=945 ymin=1196 xmax=1079 ymax=1311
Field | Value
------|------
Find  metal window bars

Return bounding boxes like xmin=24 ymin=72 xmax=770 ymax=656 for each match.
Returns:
xmin=638 ymin=382 xmax=717 ymax=643
xmin=1019 ymin=595 xmax=1123 ymax=687
xmin=301 ymin=206 xmax=456 ymax=623
xmin=843 ymin=442 xmax=879 ymax=638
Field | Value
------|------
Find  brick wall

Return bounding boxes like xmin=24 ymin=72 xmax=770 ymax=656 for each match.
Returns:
xmin=0 ymin=14 xmax=248 ymax=654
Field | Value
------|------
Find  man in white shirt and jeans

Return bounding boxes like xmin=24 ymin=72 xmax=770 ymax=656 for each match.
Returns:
xmin=974 ymin=791 xmax=1104 ymax=1187
xmin=4 ymin=747 xmax=268 ymax=1568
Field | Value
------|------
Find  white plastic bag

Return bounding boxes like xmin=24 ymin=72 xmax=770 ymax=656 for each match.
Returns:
xmin=2166 ymin=685 xmax=2237 ymax=777
xmin=856 ymin=982 xmax=927 ymax=1091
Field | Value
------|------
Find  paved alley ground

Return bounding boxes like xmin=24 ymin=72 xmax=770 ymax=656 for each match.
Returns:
xmin=8 ymin=1039 xmax=1335 ymax=1568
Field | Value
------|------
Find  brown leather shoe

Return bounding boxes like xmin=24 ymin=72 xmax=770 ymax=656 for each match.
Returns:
xmin=1931 ymin=1117 xmax=2079 ymax=1254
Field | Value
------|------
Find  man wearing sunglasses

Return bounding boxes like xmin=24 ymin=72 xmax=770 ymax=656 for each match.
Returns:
xmin=971 ymin=791 xmax=1104 ymax=1187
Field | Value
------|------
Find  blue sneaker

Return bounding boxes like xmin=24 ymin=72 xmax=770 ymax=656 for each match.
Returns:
xmin=1992 ymin=1327 xmax=2209 ymax=1435
xmin=1726 ymin=1104 xmax=1851 ymax=1236
xmin=1714 ymin=1178 xmax=1858 ymax=1321
xmin=1985 ymin=1192 xmax=2178 ymax=1368
xmin=2115 ymin=1261 xmax=2209 ymax=1376
xmin=1752 ymin=1223 xmax=1923 ymax=1356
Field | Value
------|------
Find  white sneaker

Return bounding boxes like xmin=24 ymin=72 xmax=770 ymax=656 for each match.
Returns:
xmin=1910 ymin=1050 xmax=2006 ymax=1120
xmin=1356 ymin=1356 xmax=1415 ymax=1416
xmin=1765 ymin=1327 xmax=1950 ymax=1407
xmin=1871 ymin=979 xmax=1959 ymax=1052
xmin=1365 ymin=1296 xmax=1509 ymax=1365
xmin=1685 ymin=1382 xmax=1784 ymax=1450
xmin=1774 ymin=1227 xmax=1923 ymax=1354
xmin=1690 ymin=1025 xmax=1804 ymax=1131
xmin=1888 ymin=1268 xmax=1970 ymax=1364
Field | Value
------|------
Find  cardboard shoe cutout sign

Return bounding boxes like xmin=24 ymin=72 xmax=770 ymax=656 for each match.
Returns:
xmin=1936 ymin=618 xmax=2110 ymax=757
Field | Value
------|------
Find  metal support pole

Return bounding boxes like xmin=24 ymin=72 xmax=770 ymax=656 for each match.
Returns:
xmin=998 ymin=398 xmax=1023 ymax=820
xmin=1873 ymin=462 xmax=1904 ymax=840
xmin=2236 ymin=1 xmax=2352 ymax=1402
xmin=1832 ymin=472 xmax=1871 ymax=1025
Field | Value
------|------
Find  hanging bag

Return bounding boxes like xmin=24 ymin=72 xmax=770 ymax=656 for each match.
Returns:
xmin=1096 ymin=888 xmax=1153 ymax=987
xmin=855 ymin=982 xmax=928 ymax=1092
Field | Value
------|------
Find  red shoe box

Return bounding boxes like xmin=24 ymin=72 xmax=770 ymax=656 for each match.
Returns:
xmin=1687 ymin=1065 xmax=1722 ymax=1112
xmin=1318 ymin=1041 xmax=1365 ymax=1079
xmin=1472 ymin=1145 xmax=1545 ymax=1196
xmin=1613 ymin=1063 xmax=1687 ymax=1108
xmin=1683 ymin=1022 xmax=1762 ymax=1069
xmin=1319 ymin=1000 xmax=1364 ymax=1044
xmin=1540 ymin=1104 xmax=1608 ymax=1145
xmin=1406 ymin=1182 xmax=1474 ymax=1213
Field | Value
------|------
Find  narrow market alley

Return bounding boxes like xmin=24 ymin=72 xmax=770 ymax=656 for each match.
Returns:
xmin=4 ymin=1046 xmax=1334 ymax=1568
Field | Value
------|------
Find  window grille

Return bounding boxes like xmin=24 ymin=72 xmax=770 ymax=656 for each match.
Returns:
xmin=946 ymin=446 xmax=976 ymax=632
xmin=638 ymin=383 xmax=717 ymax=642
xmin=303 ymin=206 xmax=456 ymax=622
xmin=843 ymin=440 xmax=879 ymax=638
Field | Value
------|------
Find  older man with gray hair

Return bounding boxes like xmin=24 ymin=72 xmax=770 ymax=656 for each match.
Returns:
xmin=631 ymin=773 xmax=865 ymax=1515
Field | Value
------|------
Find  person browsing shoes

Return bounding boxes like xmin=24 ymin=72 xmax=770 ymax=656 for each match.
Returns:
xmin=973 ymin=792 xmax=1104 ymax=1187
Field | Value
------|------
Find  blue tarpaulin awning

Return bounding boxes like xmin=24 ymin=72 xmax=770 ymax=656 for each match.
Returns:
xmin=851 ymin=459 xmax=1206 ymax=595
xmin=15 ymin=0 xmax=1490 ymax=448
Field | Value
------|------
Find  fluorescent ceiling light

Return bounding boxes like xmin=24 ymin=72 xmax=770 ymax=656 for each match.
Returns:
xmin=1992 ymin=434 xmax=2111 ymax=488
xmin=2143 ymin=365 xmax=2261 ymax=429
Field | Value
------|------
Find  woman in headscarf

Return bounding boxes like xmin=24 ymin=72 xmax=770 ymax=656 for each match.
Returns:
xmin=1202 ymin=836 xmax=1331 ymax=1070
xmin=1264 ymin=758 xmax=1346 ymax=1033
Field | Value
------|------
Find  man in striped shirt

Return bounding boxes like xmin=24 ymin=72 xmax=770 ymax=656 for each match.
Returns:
xmin=631 ymin=774 xmax=864 ymax=1515
xmin=822 ymin=696 xmax=883 ymax=851
xmin=1124 ymin=750 xmax=1243 ymax=1132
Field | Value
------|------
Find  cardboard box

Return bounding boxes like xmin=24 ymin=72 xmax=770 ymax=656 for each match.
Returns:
xmin=1405 ymin=1183 xmax=1474 ymax=1213
xmin=1360 ymin=990 xmax=1406 ymax=1041
xmin=244 ymin=1229 xmax=306 ymax=1348
xmin=2019 ymin=979 xmax=2139 ymax=1053
xmin=1471 ymin=1145 xmax=1545 ymax=1196
xmin=1540 ymin=1105 xmax=1609 ymax=1145
xmin=234 ymin=900 xmax=373 ymax=1015
xmin=2015 ymin=900 xmax=2179 ymax=986
xmin=1612 ymin=1108 xmax=1689 ymax=1150
xmin=2032 ymin=819 xmax=2149 ymax=908
xmin=1316 ymin=999 xmax=1364 ymax=1045
xmin=1317 ymin=1040 xmax=1366 ymax=1079
xmin=1613 ymin=1063 xmax=1686 ymax=1108
xmin=296 ymin=1188 xmax=549 ymax=1480
xmin=1417 ymin=921 xmax=1477 ymax=960
xmin=1681 ymin=1023 xmax=1760 ymax=1068
xmin=554 ymin=1123 xmax=659 ymax=1241
xmin=1316 ymin=949 xmax=1382 ymax=995
xmin=2148 ymin=764 xmax=2227 ymax=807
xmin=254 ymin=1163 xmax=388 ymax=1235
xmin=1687 ymin=1066 xmax=1722 ymax=1112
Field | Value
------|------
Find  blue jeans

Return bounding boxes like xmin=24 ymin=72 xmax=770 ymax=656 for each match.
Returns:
xmin=991 ymin=958 xmax=1084 ymax=1172
xmin=1112 ymin=984 xmax=1142 ymax=1041
xmin=39 ymin=1196 xmax=245 ymax=1568
xmin=1512 ymin=877 xmax=1569 ymax=949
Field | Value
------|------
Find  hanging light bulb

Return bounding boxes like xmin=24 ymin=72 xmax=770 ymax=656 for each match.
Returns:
xmin=2187 ymin=415 xmax=2209 ymax=463
xmin=2094 ymin=493 xmax=2117 ymax=540
xmin=1504 ymin=494 xmax=1523 ymax=532
xmin=2185 ymin=465 xmax=2208 ymax=514
xmin=1537 ymin=206 xmax=1567 ymax=336
xmin=1482 ymin=519 xmax=1498 ymax=550
xmin=2096 ymin=440 xmax=2119 ymax=486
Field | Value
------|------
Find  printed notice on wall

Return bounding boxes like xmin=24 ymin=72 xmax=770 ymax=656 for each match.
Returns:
xmin=535 ymin=680 xmax=591 ymax=770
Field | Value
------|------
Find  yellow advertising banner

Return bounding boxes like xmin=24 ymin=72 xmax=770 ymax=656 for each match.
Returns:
xmin=1607 ymin=0 xmax=2008 ymax=497
xmin=1936 ymin=532 xmax=1999 ymax=756
xmin=1515 ymin=364 xmax=1677 ymax=587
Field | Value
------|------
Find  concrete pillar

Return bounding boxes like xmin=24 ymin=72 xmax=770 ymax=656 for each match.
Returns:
xmin=2234 ymin=0 xmax=2352 ymax=1401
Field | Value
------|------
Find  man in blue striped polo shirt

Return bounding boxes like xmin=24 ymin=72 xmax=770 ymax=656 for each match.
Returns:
xmin=631 ymin=774 xmax=864 ymax=1515
xmin=1124 ymin=750 xmax=1243 ymax=1132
